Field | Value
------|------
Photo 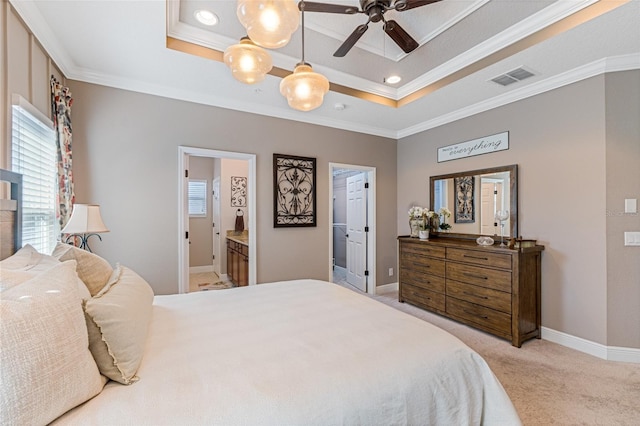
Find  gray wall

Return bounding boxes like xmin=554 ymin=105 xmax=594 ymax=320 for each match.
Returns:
xmin=398 ymin=72 xmax=639 ymax=349
xmin=0 ymin=2 xmax=64 ymax=171
xmin=69 ymin=81 xmax=398 ymax=295
xmin=605 ymin=71 xmax=640 ymax=348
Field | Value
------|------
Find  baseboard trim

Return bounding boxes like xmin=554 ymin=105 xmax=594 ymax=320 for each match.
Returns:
xmin=376 ymin=282 xmax=398 ymax=294
xmin=218 ymin=273 xmax=228 ymax=282
xmin=189 ymin=265 xmax=214 ymax=274
xmin=542 ymin=327 xmax=640 ymax=363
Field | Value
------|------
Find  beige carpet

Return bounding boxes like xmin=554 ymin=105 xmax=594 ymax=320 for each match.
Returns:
xmin=371 ymin=290 xmax=640 ymax=425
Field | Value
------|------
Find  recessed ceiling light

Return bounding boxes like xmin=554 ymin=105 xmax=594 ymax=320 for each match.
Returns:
xmin=385 ymin=75 xmax=402 ymax=84
xmin=194 ymin=9 xmax=218 ymax=26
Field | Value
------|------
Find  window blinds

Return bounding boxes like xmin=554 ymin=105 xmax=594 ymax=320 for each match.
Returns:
xmin=11 ymin=100 xmax=58 ymax=254
xmin=188 ymin=179 xmax=207 ymax=216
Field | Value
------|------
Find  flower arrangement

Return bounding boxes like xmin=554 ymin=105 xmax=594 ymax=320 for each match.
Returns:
xmin=438 ymin=207 xmax=452 ymax=231
xmin=408 ymin=206 xmax=436 ymax=231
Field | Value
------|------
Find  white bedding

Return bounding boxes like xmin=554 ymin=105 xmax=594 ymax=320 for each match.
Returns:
xmin=54 ymin=280 xmax=520 ymax=425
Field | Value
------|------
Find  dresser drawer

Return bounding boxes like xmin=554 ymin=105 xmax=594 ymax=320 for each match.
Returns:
xmin=446 ymin=262 xmax=512 ymax=293
xmin=447 ymin=248 xmax=512 ymax=270
xmin=446 ymin=280 xmax=511 ymax=313
xmin=400 ymin=270 xmax=445 ymax=294
xmin=401 ymin=254 xmax=445 ymax=277
xmin=446 ymin=297 xmax=511 ymax=336
xmin=402 ymin=284 xmax=445 ymax=312
xmin=401 ymin=243 xmax=446 ymax=259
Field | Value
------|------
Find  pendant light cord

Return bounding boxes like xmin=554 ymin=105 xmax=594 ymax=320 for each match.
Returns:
xmin=300 ymin=0 xmax=306 ymax=64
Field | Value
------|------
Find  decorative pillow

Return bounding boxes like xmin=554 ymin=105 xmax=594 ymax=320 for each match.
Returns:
xmin=52 ymin=243 xmax=113 ymax=296
xmin=0 ymin=261 xmax=105 ymax=425
xmin=0 ymin=245 xmax=61 ymax=292
xmin=0 ymin=244 xmax=39 ymax=269
xmin=84 ymin=266 xmax=154 ymax=384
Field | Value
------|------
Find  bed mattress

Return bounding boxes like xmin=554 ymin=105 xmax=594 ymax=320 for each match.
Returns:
xmin=54 ymin=279 xmax=520 ymax=425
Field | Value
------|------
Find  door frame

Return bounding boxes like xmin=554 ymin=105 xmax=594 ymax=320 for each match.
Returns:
xmin=178 ymin=146 xmax=257 ymax=293
xmin=328 ymin=162 xmax=376 ymax=295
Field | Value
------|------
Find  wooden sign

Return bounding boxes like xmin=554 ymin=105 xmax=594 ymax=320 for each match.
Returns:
xmin=438 ymin=131 xmax=509 ymax=162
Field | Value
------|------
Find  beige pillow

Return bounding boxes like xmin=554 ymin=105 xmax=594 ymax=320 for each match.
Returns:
xmin=0 ymin=244 xmax=39 ymax=269
xmin=85 ymin=266 xmax=154 ymax=384
xmin=52 ymin=243 xmax=113 ymax=296
xmin=0 ymin=245 xmax=61 ymax=292
xmin=0 ymin=261 xmax=105 ymax=425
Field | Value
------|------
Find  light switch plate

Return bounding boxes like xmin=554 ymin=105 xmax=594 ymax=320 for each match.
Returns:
xmin=625 ymin=199 xmax=637 ymax=214
xmin=624 ymin=232 xmax=640 ymax=246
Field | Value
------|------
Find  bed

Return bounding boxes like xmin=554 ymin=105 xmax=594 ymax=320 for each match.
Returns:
xmin=0 ymin=170 xmax=520 ymax=425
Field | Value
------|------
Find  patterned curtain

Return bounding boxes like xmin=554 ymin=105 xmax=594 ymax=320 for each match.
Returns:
xmin=50 ymin=76 xmax=75 ymax=229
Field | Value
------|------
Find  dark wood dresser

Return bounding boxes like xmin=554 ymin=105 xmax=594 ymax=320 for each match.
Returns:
xmin=398 ymin=236 xmax=544 ymax=347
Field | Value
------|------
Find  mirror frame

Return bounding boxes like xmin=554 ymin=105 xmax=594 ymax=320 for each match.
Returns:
xmin=429 ymin=164 xmax=518 ymax=240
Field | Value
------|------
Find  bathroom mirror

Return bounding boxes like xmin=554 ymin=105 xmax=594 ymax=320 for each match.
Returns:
xmin=430 ymin=164 xmax=518 ymax=239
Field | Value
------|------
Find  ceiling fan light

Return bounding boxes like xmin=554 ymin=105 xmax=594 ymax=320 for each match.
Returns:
xmin=279 ymin=63 xmax=330 ymax=112
xmin=237 ymin=0 xmax=299 ymax=49
xmin=224 ymin=37 xmax=273 ymax=84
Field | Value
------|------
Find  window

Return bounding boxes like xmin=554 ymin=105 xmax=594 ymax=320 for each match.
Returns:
xmin=188 ymin=179 xmax=207 ymax=217
xmin=11 ymin=96 xmax=58 ymax=254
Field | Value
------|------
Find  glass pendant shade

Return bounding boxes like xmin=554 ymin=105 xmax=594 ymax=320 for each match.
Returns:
xmin=236 ymin=0 xmax=299 ymax=49
xmin=224 ymin=37 xmax=273 ymax=84
xmin=279 ymin=63 xmax=330 ymax=111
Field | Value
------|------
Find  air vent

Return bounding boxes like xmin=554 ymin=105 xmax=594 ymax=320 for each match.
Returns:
xmin=491 ymin=67 xmax=536 ymax=86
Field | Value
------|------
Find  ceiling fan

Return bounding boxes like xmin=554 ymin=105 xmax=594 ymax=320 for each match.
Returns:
xmin=299 ymin=0 xmax=442 ymax=57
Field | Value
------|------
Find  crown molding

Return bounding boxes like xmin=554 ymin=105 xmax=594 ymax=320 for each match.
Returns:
xmin=397 ymin=53 xmax=640 ymax=139
xmin=69 ymin=67 xmax=397 ymax=139
xmin=398 ymin=0 xmax=599 ymax=98
xmin=8 ymin=0 xmax=76 ymax=77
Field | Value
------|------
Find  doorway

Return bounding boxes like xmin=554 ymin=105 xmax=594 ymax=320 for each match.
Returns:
xmin=178 ymin=146 xmax=256 ymax=294
xmin=329 ymin=163 xmax=376 ymax=295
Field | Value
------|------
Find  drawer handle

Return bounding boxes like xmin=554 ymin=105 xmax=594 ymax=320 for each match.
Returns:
xmin=412 ymin=262 xmax=430 ymax=269
xmin=463 ymin=272 xmax=488 ymax=280
xmin=463 ymin=254 xmax=489 ymax=261
xmin=464 ymin=291 xmax=488 ymax=299
xmin=464 ymin=309 xmax=489 ymax=320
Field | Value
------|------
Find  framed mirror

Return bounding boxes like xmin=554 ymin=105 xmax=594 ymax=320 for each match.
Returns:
xmin=430 ymin=164 xmax=518 ymax=239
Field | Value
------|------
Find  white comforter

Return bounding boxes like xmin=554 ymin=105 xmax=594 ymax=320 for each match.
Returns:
xmin=54 ymin=280 xmax=520 ymax=425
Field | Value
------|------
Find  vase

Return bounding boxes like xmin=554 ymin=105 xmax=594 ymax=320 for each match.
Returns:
xmin=409 ymin=218 xmax=421 ymax=238
xmin=419 ymin=230 xmax=429 ymax=240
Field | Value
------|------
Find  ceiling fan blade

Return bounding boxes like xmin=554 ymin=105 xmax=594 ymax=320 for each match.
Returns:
xmin=334 ymin=24 xmax=369 ymax=57
xmin=394 ymin=0 xmax=442 ymax=12
xmin=299 ymin=1 xmax=360 ymax=14
xmin=384 ymin=20 xmax=419 ymax=53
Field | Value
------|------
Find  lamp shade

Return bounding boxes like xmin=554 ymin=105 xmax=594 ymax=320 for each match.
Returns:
xmin=61 ymin=204 xmax=109 ymax=234
xmin=279 ymin=63 xmax=330 ymax=111
xmin=236 ymin=0 xmax=299 ymax=49
xmin=224 ymin=37 xmax=273 ymax=84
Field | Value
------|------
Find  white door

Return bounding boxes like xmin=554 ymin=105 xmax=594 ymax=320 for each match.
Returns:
xmin=212 ymin=177 xmax=221 ymax=275
xmin=480 ymin=180 xmax=503 ymax=235
xmin=346 ymin=173 xmax=367 ymax=292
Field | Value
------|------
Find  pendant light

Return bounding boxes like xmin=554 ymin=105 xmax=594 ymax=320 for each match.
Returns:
xmin=279 ymin=2 xmax=329 ymax=112
xmin=224 ymin=37 xmax=273 ymax=84
xmin=237 ymin=0 xmax=299 ymax=49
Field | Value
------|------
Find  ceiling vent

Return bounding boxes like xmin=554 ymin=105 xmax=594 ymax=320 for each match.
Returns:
xmin=490 ymin=67 xmax=536 ymax=86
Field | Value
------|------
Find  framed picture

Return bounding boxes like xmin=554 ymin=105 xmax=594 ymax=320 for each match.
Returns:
xmin=273 ymin=153 xmax=316 ymax=227
xmin=454 ymin=176 xmax=475 ymax=223
xmin=231 ymin=176 xmax=247 ymax=207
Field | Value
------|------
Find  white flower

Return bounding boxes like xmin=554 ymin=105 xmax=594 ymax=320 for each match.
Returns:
xmin=408 ymin=206 xmax=425 ymax=219
xmin=439 ymin=207 xmax=451 ymax=217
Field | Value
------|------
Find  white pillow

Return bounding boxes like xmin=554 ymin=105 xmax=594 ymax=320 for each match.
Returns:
xmin=0 ymin=261 xmax=105 ymax=425
xmin=84 ymin=266 xmax=154 ymax=384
